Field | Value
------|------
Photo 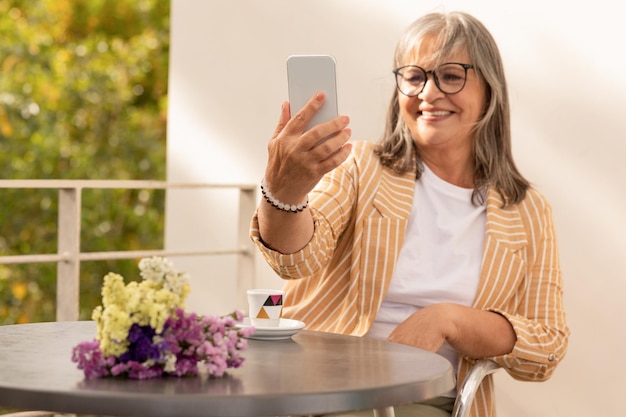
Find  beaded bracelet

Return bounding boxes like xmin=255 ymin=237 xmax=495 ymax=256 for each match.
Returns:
xmin=260 ymin=178 xmax=309 ymax=213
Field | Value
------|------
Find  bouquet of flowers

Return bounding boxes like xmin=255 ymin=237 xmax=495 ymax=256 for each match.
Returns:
xmin=71 ymin=257 xmax=255 ymax=379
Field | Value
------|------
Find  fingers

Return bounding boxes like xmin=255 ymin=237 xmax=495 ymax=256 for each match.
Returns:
xmin=316 ymin=141 xmax=353 ymax=174
xmin=278 ymin=90 xmax=351 ymax=155
xmin=305 ymin=114 xmax=352 ymax=177
xmin=265 ymin=92 xmax=351 ymax=193
xmin=271 ymin=101 xmax=291 ymax=140
xmin=271 ymin=92 xmax=326 ymax=144
xmin=288 ymin=92 xmax=326 ymax=132
xmin=281 ymin=91 xmax=349 ymax=149
xmin=386 ymin=306 xmax=449 ymax=353
xmin=304 ymin=115 xmax=350 ymax=149
xmin=312 ymin=126 xmax=351 ymax=159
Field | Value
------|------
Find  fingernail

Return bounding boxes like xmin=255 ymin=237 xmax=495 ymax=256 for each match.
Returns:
xmin=340 ymin=115 xmax=350 ymax=125
xmin=315 ymin=92 xmax=325 ymax=101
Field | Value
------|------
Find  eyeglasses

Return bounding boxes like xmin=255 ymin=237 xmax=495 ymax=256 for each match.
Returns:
xmin=393 ymin=63 xmax=474 ymax=96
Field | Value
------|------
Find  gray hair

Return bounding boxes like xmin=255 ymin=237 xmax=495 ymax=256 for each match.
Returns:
xmin=375 ymin=11 xmax=529 ymax=206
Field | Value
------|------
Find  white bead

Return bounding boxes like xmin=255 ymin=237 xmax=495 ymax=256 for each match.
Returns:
xmin=261 ymin=177 xmax=308 ymax=213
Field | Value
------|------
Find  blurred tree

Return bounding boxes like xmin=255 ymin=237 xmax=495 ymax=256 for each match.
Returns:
xmin=0 ymin=0 xmax=170 ymax=323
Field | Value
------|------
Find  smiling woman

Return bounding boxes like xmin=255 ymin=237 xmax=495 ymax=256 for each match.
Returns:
xmin=0 ymin=0 xmax=171 ymax=324
xmin=249 ymin=10 xmax=568 ymax=417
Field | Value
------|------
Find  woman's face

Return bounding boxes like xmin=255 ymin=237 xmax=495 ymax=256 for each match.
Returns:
xmin=398 ymin=44 xmax=486 ymax=159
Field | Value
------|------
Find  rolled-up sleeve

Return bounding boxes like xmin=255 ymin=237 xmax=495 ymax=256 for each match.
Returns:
xmin=487 ymin=197 xmax=570 ymax=381
xmin=249 ymin=159 xmax=357 ymax=280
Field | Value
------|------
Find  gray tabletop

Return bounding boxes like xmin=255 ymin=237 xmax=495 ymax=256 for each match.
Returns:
xmin=0 ymin=321 xmax=454 ymax=417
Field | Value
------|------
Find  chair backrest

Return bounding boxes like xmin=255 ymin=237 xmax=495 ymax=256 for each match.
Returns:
xmin=451 ymin=359 xmax=501 ymax=417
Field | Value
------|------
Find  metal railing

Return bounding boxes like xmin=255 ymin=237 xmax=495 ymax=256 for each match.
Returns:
xmin=0 ymin=179 xmax=257 ymax=322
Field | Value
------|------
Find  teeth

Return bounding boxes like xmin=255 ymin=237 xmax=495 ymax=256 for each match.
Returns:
xmin=421 ymin=110 xmax=450 ymax=117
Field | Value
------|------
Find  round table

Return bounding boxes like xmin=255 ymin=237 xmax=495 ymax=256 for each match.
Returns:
xmin=0 ymin=321 xmax=454 ymax=417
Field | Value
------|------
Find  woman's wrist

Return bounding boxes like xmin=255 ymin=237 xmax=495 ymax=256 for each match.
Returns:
xmin=260 ymin=177 xmax=309 ymax=213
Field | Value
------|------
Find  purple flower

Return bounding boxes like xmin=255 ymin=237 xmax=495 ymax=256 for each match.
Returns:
xmin=172 ymin=357 xmax=198 ymax=376
xmin=73 ymin=308 xmax=250 ymax=380
xmin=119 ymin=324 xmax=162 ymax=364
xmin=111 ymin=360 xmax=164 ymax=379
xmin=71 ymin=340 xmax=115 ymax=379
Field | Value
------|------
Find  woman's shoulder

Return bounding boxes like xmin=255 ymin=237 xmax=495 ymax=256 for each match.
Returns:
xmin=489 ymin=185 xmax=552 ymax=212
xmin=510 ymin=186 xmax=556 ymax=228
xmin=522 ymin=186 xmax=553 ymax=211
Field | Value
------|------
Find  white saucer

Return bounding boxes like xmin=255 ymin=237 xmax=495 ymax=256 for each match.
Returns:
xmin=236 ymin=317 xmax=305 ymax=340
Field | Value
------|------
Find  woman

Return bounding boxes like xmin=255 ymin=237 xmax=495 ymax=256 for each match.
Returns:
xmin=250 ymin=11 xmax=569 ymax=417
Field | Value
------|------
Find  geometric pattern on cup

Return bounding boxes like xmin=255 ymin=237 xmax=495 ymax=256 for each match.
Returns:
xmin=255 ymin=305 xmax=283 ymax=319
xmin=263 ymin=294 xmax=283 ymax=306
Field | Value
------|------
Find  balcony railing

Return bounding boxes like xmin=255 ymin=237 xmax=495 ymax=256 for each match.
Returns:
xmin=0 ymin=179 xmax=257 ymax=322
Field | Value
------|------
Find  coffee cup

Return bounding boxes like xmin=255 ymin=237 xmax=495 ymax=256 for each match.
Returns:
xmin=246 ymin=288 xmax=284 ymax=327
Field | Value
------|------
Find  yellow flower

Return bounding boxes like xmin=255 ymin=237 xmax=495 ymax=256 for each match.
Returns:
xmin=101 ymin=273 xmax=127 ymax=307
xmin=89 ymin=257 xmax=192 ymax=358
xmin=92 ymin=305 xmax=102 ymax=321
xmin=96 ymin=304 xmax=133 ymax=357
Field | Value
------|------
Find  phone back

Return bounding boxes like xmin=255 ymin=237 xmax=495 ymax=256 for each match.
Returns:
xmin=287 ymin=55 xmax=338 ymax=131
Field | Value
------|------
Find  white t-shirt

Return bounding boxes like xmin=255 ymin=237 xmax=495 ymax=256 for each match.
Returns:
xmin=367 ymin=164 xmax=486 ymax=395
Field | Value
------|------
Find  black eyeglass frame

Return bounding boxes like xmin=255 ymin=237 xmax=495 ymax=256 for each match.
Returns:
xmin=392 ymin=62 xmax=474 ymax=96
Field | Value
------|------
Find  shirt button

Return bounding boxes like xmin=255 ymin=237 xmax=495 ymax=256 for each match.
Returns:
xmin=548 ymin=353 xmax=556 ymax=361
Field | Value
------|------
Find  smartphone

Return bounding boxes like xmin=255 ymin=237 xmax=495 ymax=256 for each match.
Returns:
xmin=287 ymin=54 xmax=338 ymax=131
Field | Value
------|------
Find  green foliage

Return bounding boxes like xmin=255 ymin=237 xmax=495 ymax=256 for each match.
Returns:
xmin=0 ymin=0 xmax=170 ymax=324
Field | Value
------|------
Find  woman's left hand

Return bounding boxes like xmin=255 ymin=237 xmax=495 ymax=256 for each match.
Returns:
xmin=387 ymin=303 xmax=517 ymax=358
xmin=387 ymin=304 xmax=453 ymax=352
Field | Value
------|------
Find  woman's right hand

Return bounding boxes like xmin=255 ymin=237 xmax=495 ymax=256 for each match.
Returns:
xmin=257 ymin=92 xmax=352 ymax=254
xmin=263 ymin=92 xmax=352 ymax=205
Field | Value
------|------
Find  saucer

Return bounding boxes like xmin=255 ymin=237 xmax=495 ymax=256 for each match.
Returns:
xmin=236 ymin=317 xmax=305 ymax=340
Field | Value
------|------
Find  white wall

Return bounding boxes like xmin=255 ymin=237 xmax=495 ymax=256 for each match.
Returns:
xmin=166 ymin=1 xmax=625 ymax=415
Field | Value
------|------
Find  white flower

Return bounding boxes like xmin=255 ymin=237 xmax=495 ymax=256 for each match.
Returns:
xmin=163 ymin=271 xmax=190 ymax=296
xmin=139 ymin=257 xmax=175 ymax=285
xmin=164 ymin=353 xmax=177 ymax=373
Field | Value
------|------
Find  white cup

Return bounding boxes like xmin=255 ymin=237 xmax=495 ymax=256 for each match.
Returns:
xmin=246 ymin=289 xmax=285 ymax=327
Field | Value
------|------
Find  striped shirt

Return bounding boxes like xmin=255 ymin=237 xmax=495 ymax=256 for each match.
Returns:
xmin=250 ymin=141 xmax=570 ymax=417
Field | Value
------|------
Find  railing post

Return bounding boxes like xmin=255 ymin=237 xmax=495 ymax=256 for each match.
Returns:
xmin=56 ymin=188 xmax=81 ymax=321
xmin=236 ymin=188 xmax=256 ymax=308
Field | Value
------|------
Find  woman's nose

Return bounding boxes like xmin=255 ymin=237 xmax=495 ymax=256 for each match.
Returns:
xmin=418 ymin=76 xmax=444 ymax=101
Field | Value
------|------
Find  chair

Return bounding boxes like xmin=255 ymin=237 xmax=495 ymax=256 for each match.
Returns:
xmin=451 ymin=359 xmax=501 ymax=417
xmin=372 ymin=358 xmax=501 ymax=417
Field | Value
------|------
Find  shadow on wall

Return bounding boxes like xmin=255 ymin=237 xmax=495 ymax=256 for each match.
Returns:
xmin=496 ymin=28 xmax=625 ymax=416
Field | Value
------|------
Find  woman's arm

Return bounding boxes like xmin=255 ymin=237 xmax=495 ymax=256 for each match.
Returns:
xmin=488 ymin=200 xmax=570 ymax=380
xmin=257 ymin=93 xmax=351 ymax=254
xmin=250 ymin=150 xmax=361 ymax=281
xmin=387 ymin=303 xmax=516 ymax=358
xmin=389 ymin=195 xmax=569 ymax=381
